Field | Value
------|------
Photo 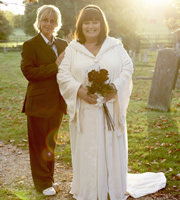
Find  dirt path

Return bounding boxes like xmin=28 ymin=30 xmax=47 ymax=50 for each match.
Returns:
xmin=0 ymin=142 xmax=179 ymax=200
xmin=0 ymin=142 xmax=73 ymax=200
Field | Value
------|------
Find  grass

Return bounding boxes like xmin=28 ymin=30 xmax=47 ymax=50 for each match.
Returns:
xmin=128 ymin=52 xmax=180 ymax=194
xmin=0 ymin=42 xmax=24 ymax=48
xmin=0 ymin=28 xmax=30 ymax=49
xmin=0 ymin=52 xmax=71 ymax=161
xmin=0 ymin=51 xmax=179 ymax=199
xmin=11 ymin=28 xmax=27 ymax=37
xmin=0 ymin=188 xmax=46 ymax=200
xmin=128 ymin=84 xmax=180 ymax=190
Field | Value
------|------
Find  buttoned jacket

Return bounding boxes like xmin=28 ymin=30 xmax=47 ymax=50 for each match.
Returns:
xmin=21 ymin=33 xmax=67 ymax=118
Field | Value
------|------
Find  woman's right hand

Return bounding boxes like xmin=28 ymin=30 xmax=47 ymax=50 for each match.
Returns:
xmin=78 ymin=86 xmax=98 ymax=104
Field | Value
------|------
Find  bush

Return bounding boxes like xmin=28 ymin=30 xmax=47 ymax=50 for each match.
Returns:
xmin=0 ymin=11 xmax=13 ymax=40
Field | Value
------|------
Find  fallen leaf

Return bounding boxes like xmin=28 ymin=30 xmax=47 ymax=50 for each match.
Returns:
xmin=161 ymin=159 xmax=166 ymax=163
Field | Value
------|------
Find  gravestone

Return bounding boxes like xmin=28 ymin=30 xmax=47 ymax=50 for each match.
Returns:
xmin=3 ymin=47 xmax=7 ymax=53
xmin=175 ymin=43 xmax=179 ymax=53
xmin=129 ymin=50 xmax=132 ymax=57
xmin=147 ymin=48 xmax=180 ymax=111
xmin=176 ymin=70 xmax=180 ymax=89
xmin=143 ymin=51 xmax=148 ymax=64
xmin=132 ymin=51 xmax=136 ymax=66
xmin=139 ymin=53 xmax=142 ymax=62
xmin=149 ymin=43 xmax=156 ymax=52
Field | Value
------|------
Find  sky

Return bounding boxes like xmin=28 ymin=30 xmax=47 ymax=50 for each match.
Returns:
xmin=0 ymin=0 xmax=172 ymax=15
xmin=0 ymin=0 xmax=25 ymax=15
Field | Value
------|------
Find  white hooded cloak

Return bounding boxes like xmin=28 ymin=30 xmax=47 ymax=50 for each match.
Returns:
xmin=57 ymin=36 xmax=166 ymax=200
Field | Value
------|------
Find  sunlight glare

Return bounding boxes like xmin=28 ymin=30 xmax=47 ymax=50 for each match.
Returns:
xmin=0 ymin=0 xmax=24 ymax=15
xmin=145 ymin=0 xmax=171 ymax=6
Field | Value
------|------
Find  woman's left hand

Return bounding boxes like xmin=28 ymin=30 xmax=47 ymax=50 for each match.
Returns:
xmin=56 ymin=51 xmax=65 ymax=66
xmin=104 ymin=84 xmax=117 ymax=102
xmin=104 ymin=92 xmax=117 ymax=102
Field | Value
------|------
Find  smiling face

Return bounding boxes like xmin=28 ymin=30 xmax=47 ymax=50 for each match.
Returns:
xmin=75 ymin=6 xmax=109 ymax=44
xmin=82 ymin=20 xmax=101 ymax=42
xmin=40 ymin=17 xmax=57 ymax=40
xmin=33 ymin=5 xmax=62 ymax=38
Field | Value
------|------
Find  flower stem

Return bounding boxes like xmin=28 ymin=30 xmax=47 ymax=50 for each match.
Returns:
xmin=103 ymin=103 xmax=114 ymax=131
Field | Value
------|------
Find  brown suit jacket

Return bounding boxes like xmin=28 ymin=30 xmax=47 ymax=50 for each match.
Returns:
xmin=21 ymin=33 xmax=67 ymax=118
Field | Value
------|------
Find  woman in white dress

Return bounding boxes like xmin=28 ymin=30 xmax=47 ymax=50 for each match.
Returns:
xmin=57 ymin=5 xmax=166 ymax=200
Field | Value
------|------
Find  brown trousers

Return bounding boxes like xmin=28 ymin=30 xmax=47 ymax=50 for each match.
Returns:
xmin=27 ymin=112 xmax=63 ymax=192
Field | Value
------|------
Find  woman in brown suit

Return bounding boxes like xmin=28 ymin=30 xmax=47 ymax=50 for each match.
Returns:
xmin=21 ymin=5 xmax=67 ymax=196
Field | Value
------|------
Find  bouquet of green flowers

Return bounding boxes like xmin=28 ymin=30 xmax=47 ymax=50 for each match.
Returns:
xmin=87 ymin=68 xmax=116 ymax=131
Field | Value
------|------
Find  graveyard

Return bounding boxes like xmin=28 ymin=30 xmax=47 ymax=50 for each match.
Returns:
xmin=0 ymin=0 xmax=179 ymax=199
xmin=0 ymin=47 xmax=179 ymax=199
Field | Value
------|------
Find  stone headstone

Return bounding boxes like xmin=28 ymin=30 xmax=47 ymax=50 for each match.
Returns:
xmin=176 ymin=70 xmax=180 ymax=89
xmin=139 ymin=53 xmax=142 ymax=62
xmin=149 ymin=43 xmax=156 ymax=52
xmin=175 ymin=42 xmax=179 ymax=53
xmin=129 ymin=50 xmax=132 ymax=57
xmin=3 ymin=47 xmax=7 ymax=53
xmin=143 ymin=51 xmax=148 ymax=64
xmin=132 ymin=51 xmax=136 ymax=66
xmin=147 ymin=48 xmax=180 ymax=111
xmin=133 ymin=51 xmax=136 ymax=59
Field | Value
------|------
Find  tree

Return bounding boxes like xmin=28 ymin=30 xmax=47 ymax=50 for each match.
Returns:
xmin=0 ymin=11 xmax=13 ymax=40
xmin=100 ymin=0 xmax=140 ymax=51
xmin=13 ymin=15 xmax=24 ymax=28
xmin=165 ymin=0 xmax=180 ymax=31
xmin=56 ymin=0 xmax=76 ymax=37
xmin=73 ymin=0 xmax=140 ymax=51
xmin=23 ymin=0 xmax=140 ymax=50
xmin=23 ymin=1 xmax=40 ymax=36
xmin=3 ymin=11 xmax=14 ymax=26
xmin=23 ymin=0 xmax=75 ymax=36
xmin=3 ymin=11 xmax=24 ymax=29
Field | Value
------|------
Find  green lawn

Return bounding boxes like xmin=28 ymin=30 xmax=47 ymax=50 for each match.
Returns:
xmin=11 ymin=28 xmax=27 ymax=36
xmin=0 ymin=28 xmax=31 ymax=49
xmin=0 ymin=51 xmax=179 ymax=199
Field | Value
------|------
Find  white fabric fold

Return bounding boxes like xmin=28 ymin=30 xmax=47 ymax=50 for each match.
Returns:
xmin=127 ymin=172 xmax=166 ymax=198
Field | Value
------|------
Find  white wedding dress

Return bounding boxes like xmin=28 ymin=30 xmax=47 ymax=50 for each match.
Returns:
xmin=127 ymin=172 xmax=166 ymax=198
xmin=68 ymin=100 xmax=166 ymax=200
xmin=57 ymin=37 xmax=166 ymax=200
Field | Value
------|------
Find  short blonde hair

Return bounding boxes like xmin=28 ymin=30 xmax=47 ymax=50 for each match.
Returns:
xmin=33 ymin=5 xmax=62 ymax=36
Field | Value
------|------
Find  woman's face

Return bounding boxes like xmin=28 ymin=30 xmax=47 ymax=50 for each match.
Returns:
xmin=82 ymin=20 xmax=101 ymax=41
xmin=40 ymin=16 xmax=57 ymax=39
